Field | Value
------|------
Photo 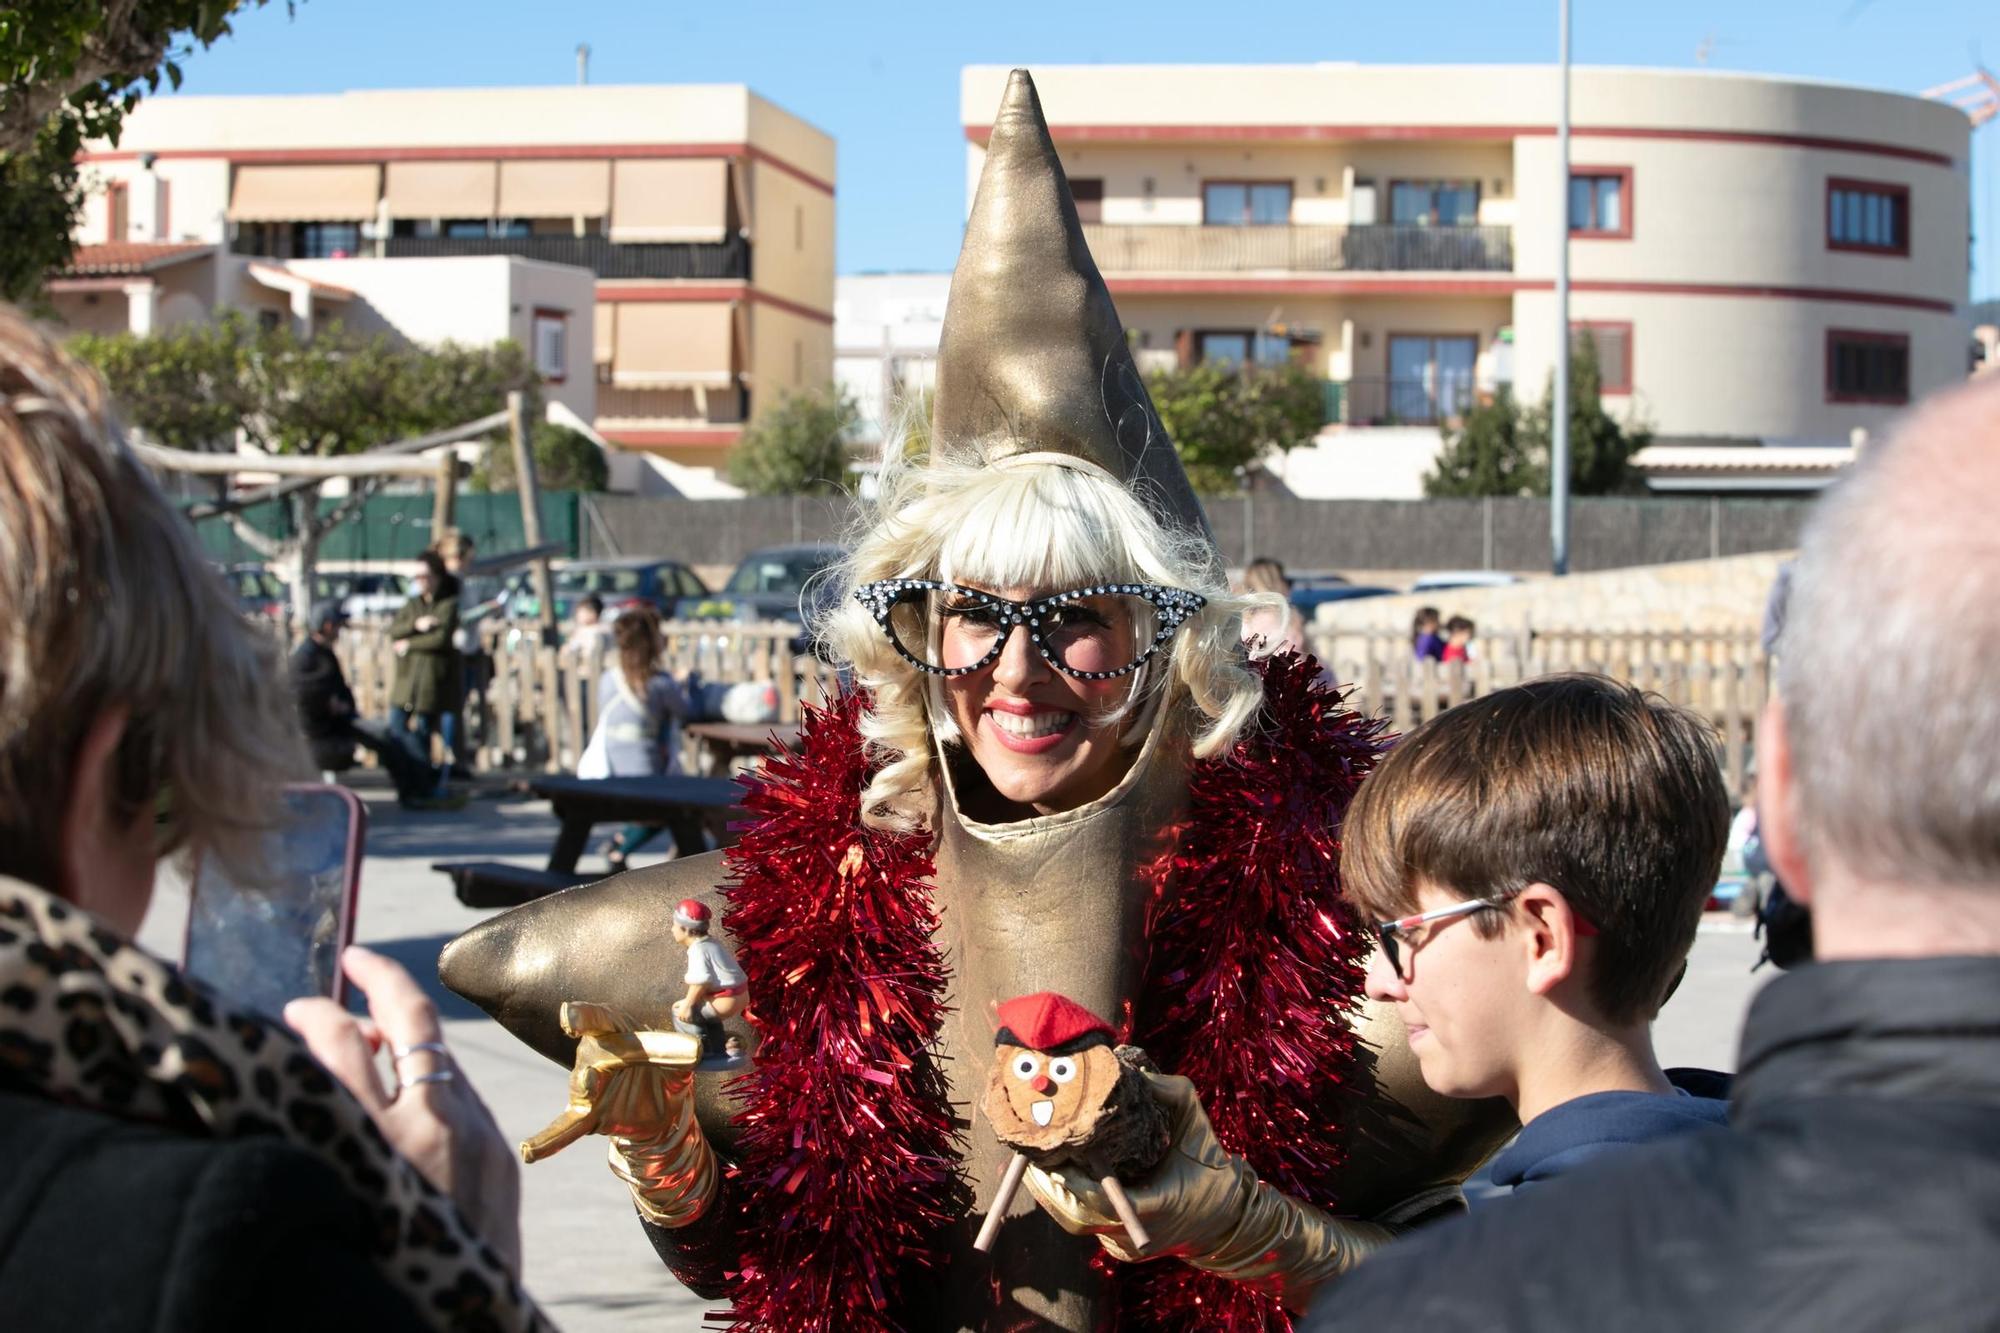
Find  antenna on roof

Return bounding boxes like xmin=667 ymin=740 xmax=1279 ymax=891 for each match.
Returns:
xmin=576 ymin=43 xmax=591 ymax=86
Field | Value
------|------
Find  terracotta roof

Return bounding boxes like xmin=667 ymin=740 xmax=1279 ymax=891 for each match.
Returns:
xmin=60 ymin=241 xmax=212 ymax=276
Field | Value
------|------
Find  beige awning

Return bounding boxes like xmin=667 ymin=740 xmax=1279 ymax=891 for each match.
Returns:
xmin=228 ymin=165 xmax=380 ymax=222
xmin=594 ymin=303 xmax=615 ymax=365
xmin=496 ymin=160 xmax=611 ymax=218
xmin=384 ymin=160 xmax=497 ymax=219
xmin=609 ymin=302 xmax=737 ymax=386
xmin=609 ymin=159 xmax=731 ymax=242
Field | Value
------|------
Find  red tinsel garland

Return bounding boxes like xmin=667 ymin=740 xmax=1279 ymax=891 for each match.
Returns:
xmin=1115 ymin=651 xmax=1388 ymax=1332
xmin=718 ymin=691 xmax=969 ymax=1332
xmin=716 ymin=658 xmax=1383 ymax=1331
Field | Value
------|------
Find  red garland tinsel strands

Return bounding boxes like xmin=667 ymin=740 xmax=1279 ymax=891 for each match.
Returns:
xmin=718 ymin=692 xmax=969 ymax=1333
xmin=1116 ymin=651 xmax=1389 ymax=1332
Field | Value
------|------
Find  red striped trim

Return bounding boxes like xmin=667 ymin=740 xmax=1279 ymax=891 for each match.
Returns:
xmin=598 ymin=427 xmax=745 ymax=447
xmin=80 ymin=142 xmax=835 ymax=195
xmin=966 ymin=122 xmax=1955 ymax=168
xmin=1105 ymin=275 xmax=1956 ymax=313
xmin=596 ymin=281 xmax=834 ymax=325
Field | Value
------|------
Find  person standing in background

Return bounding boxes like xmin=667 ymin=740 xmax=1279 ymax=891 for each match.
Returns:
xmin=1442 ymin=615 xmax=1477 ymax=663
xmin=1413 ymin=607 xmax=1445 ymax=661
xmin=433 ymin=531 xmax=476 ymax=778
xmin=387 ymin=551 xmax=461 ymax=766
xmin=1239 ymin=557 xmax=1309 ymax=656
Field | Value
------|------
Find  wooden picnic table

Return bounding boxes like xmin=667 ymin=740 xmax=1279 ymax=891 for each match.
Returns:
xmin=683 ymin=720 xmax=799 ymax=775
xmin=529 ymin=773 xmax=745 ymax=875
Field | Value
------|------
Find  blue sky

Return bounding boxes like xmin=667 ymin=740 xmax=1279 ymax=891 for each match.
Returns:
xmin=168 ymin=0 xmax=1999 ymax=293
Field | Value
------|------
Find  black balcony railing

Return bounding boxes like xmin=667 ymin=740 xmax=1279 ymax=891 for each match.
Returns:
xmin=1330 ymin=375 xmax=1480 ymax=426
xmin=1081 ymin=223 xmax=1512 ymax=274
xmin=230 ymin=231 xmax=752 ymax=280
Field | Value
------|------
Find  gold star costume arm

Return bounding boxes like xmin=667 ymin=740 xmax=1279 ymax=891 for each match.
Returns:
xmin=1023 ymin=1071 xmax=1395 ymax=1315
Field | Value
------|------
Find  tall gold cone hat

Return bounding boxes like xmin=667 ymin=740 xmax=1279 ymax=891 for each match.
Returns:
xmin=932 ymin=68 xmax=1214 ymax=545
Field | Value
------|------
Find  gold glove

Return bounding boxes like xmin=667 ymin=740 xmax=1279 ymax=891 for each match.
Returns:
xmin=519 ymin=1001 xmax=720 ymax=1229
xmin=1022 ymin=1071 xmax=1393 ymax=1313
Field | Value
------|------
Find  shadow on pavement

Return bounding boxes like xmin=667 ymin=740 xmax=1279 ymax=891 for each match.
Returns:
xmin=354 ymin=931 xmax=486 ymax=1021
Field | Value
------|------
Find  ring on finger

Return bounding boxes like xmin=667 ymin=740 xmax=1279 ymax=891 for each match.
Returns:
xmin=397 ymin=1067 xmax=458 ymax=1091
xmin=390 ymin=1040 xmax=450 ymax=1063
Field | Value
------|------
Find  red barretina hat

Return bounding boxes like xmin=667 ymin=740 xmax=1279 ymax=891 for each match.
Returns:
xmin=993 ymin=992 xmax=1115 ymax=1053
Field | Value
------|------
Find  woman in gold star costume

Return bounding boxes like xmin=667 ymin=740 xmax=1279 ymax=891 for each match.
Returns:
xmin=442 ymin=69 xmax=1512 ymax=1332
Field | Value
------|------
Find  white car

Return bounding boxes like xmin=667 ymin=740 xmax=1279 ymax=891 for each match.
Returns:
xmin=1409 ymin=571 xmax=1523 ymax=594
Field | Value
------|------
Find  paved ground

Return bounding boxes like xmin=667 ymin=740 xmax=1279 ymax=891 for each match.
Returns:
xmin=138 ymin=777 xmax=1772 ymax=1333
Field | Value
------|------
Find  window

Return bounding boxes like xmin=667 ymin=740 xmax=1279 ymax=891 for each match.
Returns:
xmin=105 ymin=182 xmax=129 ymax=242
xmin=1569 ymin=169 xmax=1631 ymax=238
xmin=1389 ymin=180 xmax=1480 ymax=227
xmin=1194 ymin=330 xmax=1291 ymax=368
xmin=1827 ymin=179 xmax=1909 ymax=255
xmin=1070 ymin=177 xmax=1103 ymax=224
xmin=532 ymin=309 xmax=568 ymax=382
xmin=1386 ymin=335 xmax=1478 ymax=422
xmin=1203 ymin=181 xmax=1292 ymax=226
xmin=1826 ymin=330 xmax=1909 ymax=404
xmin=1571 ymin=321 xmax=1633 ymax=394
xmin=296 ymin=222 xmax=360 ymax=258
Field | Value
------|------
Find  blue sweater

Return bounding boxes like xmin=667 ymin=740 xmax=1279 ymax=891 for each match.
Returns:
xmin=1483 ymin=1068 xmax=1729 ymax=1195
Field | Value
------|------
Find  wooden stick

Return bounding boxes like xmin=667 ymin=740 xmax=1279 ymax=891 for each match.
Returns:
xmin=974 ymin=1151 xmax=1030 ymax=1253
xmin=1097 ymin=1174 xmax=1149 ymax=1251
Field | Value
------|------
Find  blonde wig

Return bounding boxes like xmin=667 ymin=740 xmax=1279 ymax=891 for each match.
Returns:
xmin=0 ymin=305 xmax=308 ymax=893
xmin=820 ymin=446 xmax=1280 ymax=829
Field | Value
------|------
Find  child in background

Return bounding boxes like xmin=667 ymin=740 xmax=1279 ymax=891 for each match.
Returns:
xmin=1442 ymin=615 xmax=1476 ymax=663
xmin=1412 ymin=607 xmax=1445 ymax=661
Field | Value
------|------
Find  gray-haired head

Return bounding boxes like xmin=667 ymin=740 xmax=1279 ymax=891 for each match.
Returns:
xmin=1775 ymin=374 xmax=2000 ymax=893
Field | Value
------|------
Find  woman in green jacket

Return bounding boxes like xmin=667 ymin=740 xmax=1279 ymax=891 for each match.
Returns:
xmin=388 ymin=550 xmax=462 ymax=769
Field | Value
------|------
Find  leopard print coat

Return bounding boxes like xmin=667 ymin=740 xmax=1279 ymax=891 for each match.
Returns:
xmin=0 ymin=876 xmax=550 ymax=1333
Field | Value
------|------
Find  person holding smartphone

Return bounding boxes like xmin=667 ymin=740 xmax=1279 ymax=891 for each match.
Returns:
xmin=0 ymin=305 xmax=543 ymax=1333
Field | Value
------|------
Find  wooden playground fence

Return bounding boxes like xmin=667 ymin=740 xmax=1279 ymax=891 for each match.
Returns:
xmin=336 ymin=620 xmax=1766 ymax=801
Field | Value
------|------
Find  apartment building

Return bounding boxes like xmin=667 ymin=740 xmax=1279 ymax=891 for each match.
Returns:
xmin=56 ymin=84 xmax=836 ymax=473
xmin=963 ymin=65 xmax=1969 ymax=495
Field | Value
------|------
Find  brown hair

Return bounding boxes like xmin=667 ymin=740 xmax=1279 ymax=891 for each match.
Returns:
xmin=613 ymin=605 xmax=664 ymax=700
xmin=0 ymin=305 xmax=307 ymax=892
xmin=1241 ymin=557 xmax=1290 ymax=597
xmin=1412 ymin=607 xmax=1441 ymax=639
xmin=1340 ymin=674 xmax=1729 ymax=1023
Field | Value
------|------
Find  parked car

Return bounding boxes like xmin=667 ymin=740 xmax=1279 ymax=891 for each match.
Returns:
xmin=511 ymin=558 xmax=709 ymax=623
xmin=1409 ymin=570 xmax=1523 ymax=594
xmin=312 ymin=571 xmax=408 ymax=620
xmin=678 ymin=543 xmax=847 ymax=627
xmin=221 ymin=563 xmax=287 ymax=624
xmin=1291 ymin=583 xmax=1399 ymax=615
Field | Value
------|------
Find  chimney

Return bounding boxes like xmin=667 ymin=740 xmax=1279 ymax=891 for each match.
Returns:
xmin=576 ymin=43 xmax=590 ymax=85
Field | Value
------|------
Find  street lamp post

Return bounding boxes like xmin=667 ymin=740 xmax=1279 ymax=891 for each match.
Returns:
xmin=1552 ymin=0 xmax=1573 ymax=576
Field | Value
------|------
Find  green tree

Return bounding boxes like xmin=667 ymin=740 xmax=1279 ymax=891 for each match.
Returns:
xmin=1145 ymin=360 xmax=1325 ymax=495
xmin=1423 ymin=386 xmax=1537 ymax=497
xmin=76 ymin=317 xmax=533 ymax=623
xmin=472 ymin=422 xmax=609 ymax=493
xmin=0 ymin=1 xmax=290 ymax=302
xmin=1423 ymin=335 xmax=1649 ymax=498
xmin=728 ymin=384 xmax=860 ymax=495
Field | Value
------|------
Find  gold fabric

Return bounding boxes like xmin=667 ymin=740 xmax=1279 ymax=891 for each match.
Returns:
xmin=1024 ymin=1070 xmax=1393 ymax=1315
xmin=227 ymin=165 xmax=380 ymax=222
xmin=518 ymin=1002 xmax=719 ymax=1228
xmin=930 ymin=70 xmax=1212 ymax=545
xmin=383 ymin=161 xmax=497 ymax=220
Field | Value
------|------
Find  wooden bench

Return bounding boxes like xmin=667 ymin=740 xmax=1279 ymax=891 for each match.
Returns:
xmin=433 ymin=861 xmax=591 ymax=909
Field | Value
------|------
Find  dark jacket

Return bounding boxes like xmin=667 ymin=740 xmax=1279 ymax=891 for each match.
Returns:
xmin=0 ymin=1090 xmax=427 ymax=1332
xmin=388 ymin=593 xmax=461 ymax=715
xmin=292 ymin=638 xmax=354 ymax=736
xmin=1306 ymin=957 xmax=2000 ymax=1332
xmin=1481 ymin=1067 xmax=1729 ymax=1195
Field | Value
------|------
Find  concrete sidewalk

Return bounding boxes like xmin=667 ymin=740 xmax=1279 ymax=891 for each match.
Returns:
xmin=141 ymin=776 xmax=1770 ymax=1332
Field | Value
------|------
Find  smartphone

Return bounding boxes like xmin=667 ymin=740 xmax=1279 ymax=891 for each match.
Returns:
xmin=183 ymin=783 xmax=365 ymax=1015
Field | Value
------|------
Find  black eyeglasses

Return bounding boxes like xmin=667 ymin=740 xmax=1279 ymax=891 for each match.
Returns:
xmin=852 ymin=579 xmax=1205 ymax=680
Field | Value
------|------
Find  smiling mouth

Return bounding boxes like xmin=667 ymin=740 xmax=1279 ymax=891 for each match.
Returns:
xmin=983 ymin=707 xmax=1078 ymax=755
xmin=1031 ymin=1100 xmax=1054 ymax=1126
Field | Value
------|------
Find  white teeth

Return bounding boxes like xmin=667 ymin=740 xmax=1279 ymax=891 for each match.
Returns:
xmin=989 ymin=710 xmax=1071 ymax=739
xmin=1032 ymin=1100 xmax=1054 ymax=1126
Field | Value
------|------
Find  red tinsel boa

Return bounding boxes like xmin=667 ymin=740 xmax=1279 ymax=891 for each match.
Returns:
xmin=717 ymin=654 xmax=1384 ymax=1332
xmin=718 ymin=690 xmax=969 ymax=1332
xmin=1115 ymin=651 xmax=1387 ymax=1331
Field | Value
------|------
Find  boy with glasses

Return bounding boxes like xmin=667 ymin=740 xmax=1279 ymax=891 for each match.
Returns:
xmin=1341 ymin=673 xmax=1732 ymax=1194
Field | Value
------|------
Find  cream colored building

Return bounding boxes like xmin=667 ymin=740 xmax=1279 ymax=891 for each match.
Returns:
xmin=57 ymin=84 xmax=836 ymax=473
xmin=963 ymin=65 xmax=1970 ymax=494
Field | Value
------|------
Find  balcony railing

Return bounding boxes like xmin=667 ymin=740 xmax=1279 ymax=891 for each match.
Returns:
xmin=1082 ymin=224 xmax=1512 ymax=274
xmin=231 ymin=232 xmax=751 ymax=280
xmin=1327 ymin=376 xmax=1480 ymax=426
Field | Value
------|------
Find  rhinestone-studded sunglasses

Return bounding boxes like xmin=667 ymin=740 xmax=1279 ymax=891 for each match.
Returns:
xmin=853 ymin=579 xmax=1206 ymax=680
